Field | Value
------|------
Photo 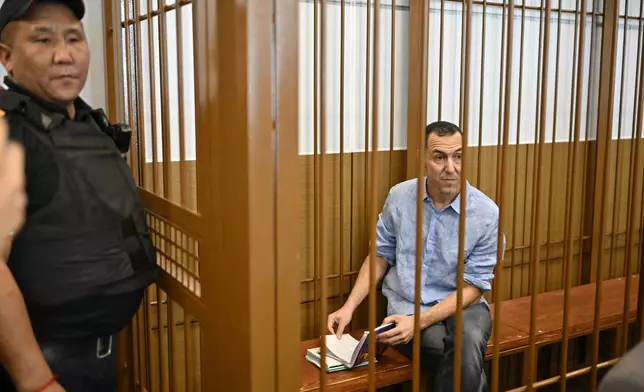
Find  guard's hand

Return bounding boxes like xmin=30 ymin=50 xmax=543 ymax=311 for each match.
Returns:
xmin=327 ymin=306 xmax=354 ymax=339
xmin=0 ymin=117 xmax=26 ymax=256
xmin=377 ymin=315 xmax=415 ymax=346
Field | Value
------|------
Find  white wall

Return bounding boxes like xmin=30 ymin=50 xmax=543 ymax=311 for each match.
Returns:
xmin=0 ymin=0 xmax=108 ymax=109
xmin=79 ymin=0 xmax=107 ymax=109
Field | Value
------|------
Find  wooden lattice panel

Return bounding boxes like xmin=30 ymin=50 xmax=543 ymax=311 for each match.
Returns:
xmin=146 ymin=211 xmax=201 ymax=298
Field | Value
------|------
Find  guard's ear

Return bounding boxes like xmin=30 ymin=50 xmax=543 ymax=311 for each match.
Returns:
xmin=0 ymin=43 xmax=13 ymax=75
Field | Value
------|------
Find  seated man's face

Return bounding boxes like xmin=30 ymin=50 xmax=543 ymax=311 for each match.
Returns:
xmin=425 ymin=132 xmax=462 ymax=201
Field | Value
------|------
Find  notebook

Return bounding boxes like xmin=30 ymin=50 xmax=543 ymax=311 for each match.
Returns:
xmin=305 ymin=323 xmax=396 ymax=371
xmin=305 ymin=347 xmax=369 ymax=373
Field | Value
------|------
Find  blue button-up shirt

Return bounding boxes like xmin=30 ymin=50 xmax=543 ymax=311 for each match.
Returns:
xmin=376 ymin=178 xmax=503 ymax=316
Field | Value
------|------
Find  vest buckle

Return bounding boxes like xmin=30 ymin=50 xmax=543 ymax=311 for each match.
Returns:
xmin=96 ymin=335 xmax=113 ymax=359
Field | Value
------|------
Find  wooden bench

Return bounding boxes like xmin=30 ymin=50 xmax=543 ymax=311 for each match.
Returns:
xmin=300 ymin=275 xmax=640 ymax=391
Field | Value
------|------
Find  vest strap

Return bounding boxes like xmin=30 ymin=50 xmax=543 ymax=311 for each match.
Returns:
xmin=0 ymin=90 xmax=66 ymax=131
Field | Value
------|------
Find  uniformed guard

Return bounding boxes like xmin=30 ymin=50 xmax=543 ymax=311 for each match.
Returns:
xmin=0 ymin=1 xmax=157 ymax=391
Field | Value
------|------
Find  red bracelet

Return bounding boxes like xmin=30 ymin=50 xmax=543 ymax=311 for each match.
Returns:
xmin=35 ymin=375 xmax=56 ymax=392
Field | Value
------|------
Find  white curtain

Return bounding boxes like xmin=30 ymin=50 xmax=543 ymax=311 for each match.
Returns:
xmin=298 ymin=0 xmax=410 ymax=155
xmin=426 ymin=0 xmax=603 ymax=145
xmin=297 ymin=0 xmax=636 ymax=155
xmin=613 ymin=10 xmax=644 ymax=139
xmin=124 ymin=0 xmax=640 ymax=161
xmin=126 ymin=2 xmax=197 ymax=163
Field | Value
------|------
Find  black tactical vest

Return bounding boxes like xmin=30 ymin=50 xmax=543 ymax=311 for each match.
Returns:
xmin=0 ymin=89 xmax=157 ymax=311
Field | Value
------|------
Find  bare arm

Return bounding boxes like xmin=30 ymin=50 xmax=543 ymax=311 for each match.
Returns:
xmin=1 ymin=237 xmax=10 ymax=261
xmin=0 ymin=261 xmax=57 ymax=391
xmin=329 ymin=189 xmax=397 ymax=338
xmin=343 ymin=255 xmax=389 ymax=312
xmin=327 ymin=255 xmax=389 ymax=338
xmin=419 ymin=284 xmax=482 ymax=329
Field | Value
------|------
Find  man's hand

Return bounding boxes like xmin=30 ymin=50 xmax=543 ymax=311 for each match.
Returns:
xmin=327 ymin=306 xmax=354 ymax=339
xmin=377 ymin=315 xmax=415 ymax=346
xmin=0 ymin=117 xmax=26 ymax=256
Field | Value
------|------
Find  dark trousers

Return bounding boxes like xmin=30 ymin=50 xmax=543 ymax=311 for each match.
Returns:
xmin=0 ymin=335 xmax=118 ymax=392
xmin=396 ymin=302 xmax=492 ymax=392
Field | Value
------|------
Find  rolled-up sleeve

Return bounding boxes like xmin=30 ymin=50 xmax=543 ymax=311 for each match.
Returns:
xmin=464 ymin=217 xmax=504 ymax=292
xmin=375 ymin=191 xmax=397 ymax=266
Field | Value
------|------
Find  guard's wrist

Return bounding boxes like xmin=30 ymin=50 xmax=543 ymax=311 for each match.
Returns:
xmin=34 ymin=375 xmax=57 ymax=392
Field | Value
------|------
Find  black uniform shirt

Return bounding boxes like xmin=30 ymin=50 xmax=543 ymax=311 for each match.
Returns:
xmin=4 ymin=78 xmax=142 ymax=341
xmin=5 ymin=78 xmax=80 ymax=215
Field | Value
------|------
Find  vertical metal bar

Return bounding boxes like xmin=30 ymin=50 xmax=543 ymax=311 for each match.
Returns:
xmin=123 ymin=0 xmax=135 ymax=180
xmin=620 ymin=2 xmax=644 ymax=353
xmin=491 ymin=1 xmax=513 ymax=390
xmin=136 ymin=308 xmax=145 ymax=390
xmin=158 ymin=0 xmax=172 ymax=199
xmin=413 ymin=3 xmax=429 ymax=391
xmin=176 ymin=2 xmax=189 ymax=208
xmin=438 ymin=0 xmax=445 ymax=121
xmin=510 ymin=1 xmax=522 ymax=299
xmin=526 ymin=1 xmax=551 ymax=389
xmin=495 ymin=0 xmax=507 ymax=207
xmin=167 ymin=299 xmax=175 ymax=391
xmin=368 ymin=2 xmax=381 ymax=389
xmin=104 ymin=0 xmax=118 ymax=123
xmin=184 ymin=315 xmax=194 ymax=392
xmin=319 ymin=0 xmax=328 ymax=388
xmin=364 ymin=0 xmax=372 ymax=240
xmin=313 ymin=0 xmax=320 ymax=338
xmin=126 ymin=318 xmax=136 ymax=391
xmin=560 ymin=1 xmax=587 ymax=389
xmin=545 ymin=3 xmax=564 ymax=292
xmin=389 ymin=0 xmax=396 ymax=187
xmin=560 ymin=0 xmax=580 ymax=293
xmin=144 ymin=288 xmax=153 ymax=389
xmin=577 ymin=0 xmax=597 ymax=286
xmin=590 ymin=2 xmax=620 ymax=390
xmin=459 ymin=1 xmax=466 ymax=128
xmin=527 ymin=0 xmax=545 ymax=297
xmin=191 ymin=0 xmax=210 ymax=218
xmin=623 ymin=0 xmax=644 ymax=352
xmin=339 ymin=0 xmax=346 ymax=311
xmin=609 ymin=0 xmax=631 ymax=281
xmin=476 ymin=0 xmax=487 ymax=189
xmin=156 ymin=289 xmax=166 ymax=392
xmin=146 ymin=0 xmax=159 ymax=194
xmin=454 ymin=1 xmax=472 ymax=391
xmin=134 ymin=0 xmax=148 ymax=191
xmin=439 ymin=0 xmax=444 ymax=120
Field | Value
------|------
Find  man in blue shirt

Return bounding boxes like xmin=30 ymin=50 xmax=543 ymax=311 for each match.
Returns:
xmin=327 ymin=121 xmax=502 ymax=392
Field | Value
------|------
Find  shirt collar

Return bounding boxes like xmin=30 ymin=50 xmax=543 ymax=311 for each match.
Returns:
xmin=3 ymin=76 xmax=92 ymax=119
xmin=424 ymin=177 xmax=471 ymax=214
